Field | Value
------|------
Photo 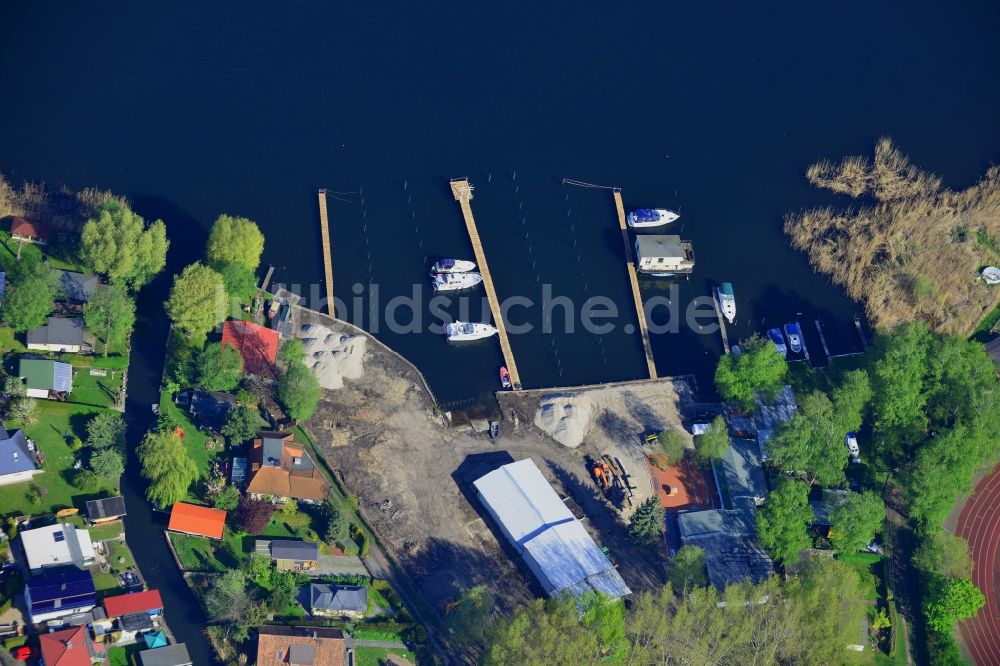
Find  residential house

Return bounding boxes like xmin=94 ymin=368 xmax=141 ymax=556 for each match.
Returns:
xmin=308 ymin=583 xmax=367 ymax=619
xmin=139 ymin=644 xmax=193 ymax=666
xmin=718 ymin=438 xmax=769 ymax=506
xmin=39 ymin=624 xmax=102 ymax=665
xmin=754 ymin=385 xmax=798 ymax=460
xmin=53 ymin=269 xmax=100 ymax=303
xmin=255 ymin=625 xmax=345 ymax=666
xmin=19 ymin=358 xmax=73 ymax=399
xmin=103 ymin=590 xmax=163 ymax=619
xmin=221 ymin=320 xmax=279 ymax=376
xmin=810 ymin=489 xmax=851 ymax=538
xmin=85 ymin=496 xmax=127 ymax=524
xmin=27 ymin=317 xmax=86 ymax=353
xmin=10 ymin=217 xmax=50 ymax=245
xmin=634 ymin=235 xmax=695 ymax=275
xmin=246 ymin=432 xmax=329 ymax=502
xmin=167 ymin=502 xmax=226 ymax=539
xmin=25 ymin=569 xmax=97 ymax=624
xmin=180 ymin=389 xmax=236 ymax=430
xmin=0 ymin=423 xmax=41 ymax=486
xmin=256 ymin=539 xmax=319 ymax=572
xmin=677 ymin=498 xmax=775 ymax=590
xmin=21 ymin=523 xmax=95 ymax=574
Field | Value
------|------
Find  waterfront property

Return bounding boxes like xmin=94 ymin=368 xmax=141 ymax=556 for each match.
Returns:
xmin=40 ymin=625 xmax=101 ymax=665
xmin=167 ymin=502 xmax=226 ymax=539
xmin=53 ymin=269 xmax=100 ymax=303
xmin=10 ymin=217 xmax=50 ymax=245
xmin=180 ymin=388 xmax=236 ymax=431
xmin=634 ymin=235 xmax=695 ymax=275
xmin=677 ymin=499 xmax=775 ymax=590
xmin=139 ymin=643 xmax=193 ymax=666
xmin=246 ymin=431 xmax=329 ymax=502
xmin=25 ymin=568 xmax=97 ymax=623
xmin=255 ymin=625 xmax=345 ymax=666
xmin=103 ymin=589 xmax=164 ymax=619
xmin=19 ymin=358 xmax=73 ymax=398
xmin=0 ymin=423 xmax=41 ymax=486
xmin=20 ymin=522 xmax=95 ymax=573
xmin=256 ymin=539 xmax=319 ymax=572
xmin=308 ymin=583 xmax=367 ymax=618
xmin=86 ymin=495 xmax=127 ymax=524
xmin=26 ymin=316 xmax=86 ymax=353
xmin=474 ymin=458 xmax=631 ymax=599
xmin=221 ymin=320 xmax=279 ymax=375
xmin=718 ymin=438 xmax=769 ymax=506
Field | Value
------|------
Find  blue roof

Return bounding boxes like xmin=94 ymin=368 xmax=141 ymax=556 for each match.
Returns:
xmin=26 ymin=569 xmax=96 ymax=610
xmin=53 ymin=361 xmax=73 ymax=392
xmin=0 ymin=429 xmax=36 ymax=476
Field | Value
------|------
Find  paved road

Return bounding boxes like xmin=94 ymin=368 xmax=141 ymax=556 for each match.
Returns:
xmin=957 ymin=462 xmax=1000 ymax=666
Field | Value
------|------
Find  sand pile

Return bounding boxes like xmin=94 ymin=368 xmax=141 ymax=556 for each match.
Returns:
xmin=299 ymin=324 xmax=366 ymax=390
xmin=534 ymin=394 xmax=594 ymax=448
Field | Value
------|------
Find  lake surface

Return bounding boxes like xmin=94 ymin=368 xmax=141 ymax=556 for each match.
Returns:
xmin=1 ymin=2 xmax=998 ymax=658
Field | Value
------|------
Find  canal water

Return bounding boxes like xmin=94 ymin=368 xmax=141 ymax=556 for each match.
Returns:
xmin=1 ymin=1 xmax=999 ymax=659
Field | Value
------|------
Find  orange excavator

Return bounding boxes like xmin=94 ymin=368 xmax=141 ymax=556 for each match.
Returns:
xmin=590 ymin=457 xmax=613 ymax=491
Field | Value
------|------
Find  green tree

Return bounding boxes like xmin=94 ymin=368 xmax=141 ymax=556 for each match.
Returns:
xmin=278 ymin=339 xmax=306 ymax=366
xmin=90 ymin=449 xmax=124 ymax=479
xmin=83 ymin=283 xmax=136 ymax=356
xmin=448 ymin=585 xmax=495 ymax=645
xmin=278 ymin=361 xmax=321 ymax=422
xmin=205 ymin=569 xmax=252 ymax=623
xmin=924 ymin=577 xmax=985 ymax=634
xmin=870 ymin=322 xmax=933 ymax=464
xmin=830 ymin=368 xmax=872 ymax=435
xmin=767 ymin=391 xmax=849 ymax=486
xmin=756 ymin=478 xmax=812 ymax=565
xmin=483 ymin=595 xmax=600 ymax=666
xmin=212 ymin=484 xmax=241 ymax=511
xmin=580 ymin=592 xmax=628 ymax=662
xmin=912 ymin=533 xmax=972 ymax=579
xmin=244 ymin=554 xmax=273 ymax=588
xmin=206 ymin=214 xmax=265 ymax=271
xmin=268 ymin=570 xmax=299 ymax=612
xmin=137 ymin=430 xmax=199 ymax=508
xmin=71 ymin=469 xmax=100 ymax=492
xmin=221 ymin=404 xmax=261 ymax=443
xmin=667 ymin=545 xmax=708 ymax=592
xmin=198 ymin=343 xmax=244 ymax=391
xmin=4 ymin=376 xmax=26 ymax=399
xmin=324 ymin=500 xmax=351 ymax=545
xmin=87 ymin=412 xmax=127 ymax=450
xmin=218 ymin=262 xmax=258 ymax=301
xmin=783 ymin=557 xmax=868 ymax=665
xmin=2 ymin=262 xmax=55 ymax=331
xmin=7 ymin=396 xmax=37 ymax=424
xmin=627 ymin=496 xmax=664 ymax=548
xmin=714 ymin=334 xmax=787 ymax=412
xmin=829 ymin=490 xmax=885 ymax=554
xmin=80 ymin=200 xmax=168 ymax=288
xmin=165 ymin=263 xmax=227 ymax=344
xmin=694 ymin=415 xmax=729 ymax=463
xmin=657 ymin=430 xmax=687 ymax=466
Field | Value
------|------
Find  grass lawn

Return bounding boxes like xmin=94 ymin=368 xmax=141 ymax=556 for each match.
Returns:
xmin=353 ymin=646 xmax=415 ymax=666
xmin=0 ymin=326 xmax=25 ymax=354
xmin=66 ymin=367 xmax=124 ymax=409
xmin=106 ymin=643 xmax=144 ymax=666
xmin=158 ymin=392 xmax=217 ymax=492
xmin=0 ymin=400 xmax=117 ymax=518
xmin=838 ymin=552 xmax=884 ymax=602
xmin=170 ymin=531 xmax=246 ymax=572
xmin=0 ymin=229 xmax=87 ymax=273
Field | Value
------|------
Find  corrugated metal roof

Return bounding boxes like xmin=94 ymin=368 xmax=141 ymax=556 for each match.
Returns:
xmin=720 ymin=439 xmax=769 ymax=502
xmin=473 ymin=458 xmax=575 ymax=546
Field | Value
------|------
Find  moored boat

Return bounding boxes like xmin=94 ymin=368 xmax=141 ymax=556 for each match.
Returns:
xmin=489 ymin=421 xmax=501 ymax=439
xmin=626 ymin=208 xmax=680 ymax=229
xmin=716 ymin=282 xmax=736 ymax=323
xmin=431 ymin=272 xmax=483 ymax=292
xmin=431 ymin=258 xmax=476 ymax=273
xmin=499 ymin=367 xmax=512 ymax=389
xmin=446 ymin=321 xmax=498 ymax=341
xmin=783 ymin=322 xmax=802 ymax=354
xmin=767 ymin=328 xmax=787 ymax=357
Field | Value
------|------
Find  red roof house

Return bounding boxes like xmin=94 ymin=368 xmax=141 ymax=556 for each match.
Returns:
xmin=10 ymin=217 xmax=50 ymax=244
xmin=103 ymin=589 xmax=164 ymax=618
xmin=221 ymin=320 xmax=279 ymax=375
xmin=39 ymin=625 xmax=97 ymax=666
xmin=167 ymin=502 xmax=227 ymax=539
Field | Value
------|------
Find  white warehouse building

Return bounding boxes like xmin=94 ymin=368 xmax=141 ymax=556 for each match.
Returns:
xmin=474 ymin=458 xmax=631 ymax=599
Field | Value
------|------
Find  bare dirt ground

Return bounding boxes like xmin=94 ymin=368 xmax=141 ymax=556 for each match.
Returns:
xmin=301 ymin=311 xmax=696 ymax=619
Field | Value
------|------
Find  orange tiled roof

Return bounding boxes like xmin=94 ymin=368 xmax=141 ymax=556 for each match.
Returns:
xmin=256 ymin=625 xmax=345 ymax=666
xmin=167 ymin=502 xmax=226 ymax=539
xmin=246 ymin=433 xmax=329 ymax=501
xmin=221 ymin=320 xmax=279 ymax=375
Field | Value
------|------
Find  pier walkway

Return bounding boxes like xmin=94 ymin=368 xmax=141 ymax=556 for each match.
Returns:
xmin=711 ymin=292 xmax=731 ymax=354
xmin=613 ymin=190 xmax=658 ymax=379
xmin=450 ymin=178 xmax=522 ymax=390
xmin=317 ymin=189 xmax=335 ymax=315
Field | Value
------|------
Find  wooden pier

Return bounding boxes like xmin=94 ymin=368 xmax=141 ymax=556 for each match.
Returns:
xmin=317 ymin=189 xmax=335 ymax=316
xmin=259 ymin=265 xmax=275 ymax=292
xmin=815 ymin=319 xmax=832 ymax=357
xmin=613 ymin=190 xmax=658 ymax=379
xmin=449 ymin=178 xmax=523 ymax=390
xmin=711 ymin=292 xmax=731 ymax=354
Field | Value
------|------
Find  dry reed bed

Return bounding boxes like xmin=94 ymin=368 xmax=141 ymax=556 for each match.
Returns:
xmin=786 ymin=138 xmax=1000 ymax=335
xmin=0 ymin=173 xmax=121 ymax=233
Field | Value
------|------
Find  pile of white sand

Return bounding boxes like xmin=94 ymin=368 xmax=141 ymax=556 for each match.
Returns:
xmin=534 ymin=394 xmax=593 ymax=448
xmin=299 ymin=324 xmax=366 ymax=390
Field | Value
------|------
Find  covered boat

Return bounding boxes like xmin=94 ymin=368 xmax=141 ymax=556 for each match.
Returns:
xmin=981 ymin=266 xmax=1000 ymax=285
xmin=431 ymin=259 xmax=476 ymax=273
xmin=783 ymin=322 xmax=802 ymax=354
xmin=626 ymin=208 xmax=680 ymax=229
xmin=767 ymin=328 xmax=787 ymax=357
xmin=716 ymin=282 xmax=736 ymax=323
xmin=446 ymin=321 xmax=498 ymax=341
xmin=499 ymin=367 xmax=512 ymax=389
xmin=431 ymin=272 xmax=483 ymax=292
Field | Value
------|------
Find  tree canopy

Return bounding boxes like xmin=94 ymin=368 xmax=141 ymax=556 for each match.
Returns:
xmin=165 ymin=262 xmax=227 ymax=344
xmin=2 ymin=262 xmax=56 ymax=331
xmin=912 ymin=533 xmax=972 ymax=579
xmin=829 ymin=490 xmax=885 ymax=554
xmin=627 ymin=497 xmax=664 ymax=549
xmin=87 ymin=412 xmax=127 ymax=450
xmin=90 ymin=449 xmax=124 ymax=479
xmin=206 ymin=214 xmax=265 ymax=271
xmin=923 ymin=577 xmax=985 ymax=634
xmin=756 ymin=478 xmax=812 ymax=565
xmin=694 ymin=415 xmax=729 ymax=463
xmin=198 ymin=343 xmax=244 ymax=391
xmin=83 ymin=283 xmax=136 ymax=356
xmin=80 ymin=200 xmax=168 ymax=288
xmin=217 ymin=262 xmax=258 ymax=301
xmin=448 ymin=585 xmax=495 ymax=645
xmin=221 ymin=404 xmax=261 ymax=443
xmin=767 ymin=390 xmax=850 ymax=486
xmin=667 ymin=545 xmax=708 ymax=592
xmin=278 ymin=361 xmax=321 ymax=422
xmin=137 ymin=430 xmax=199 ymax=508
xmin=657 ymin=429 xmax=687 ymax=466
xmin=714 ymin=334 xmax=787 ymax=412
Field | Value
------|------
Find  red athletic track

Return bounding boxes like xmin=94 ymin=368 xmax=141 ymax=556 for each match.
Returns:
xmin=957 ymin=463 xmax=1000 ymax=665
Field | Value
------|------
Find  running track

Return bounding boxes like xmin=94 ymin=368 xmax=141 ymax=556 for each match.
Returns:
xmin=957 ymin=463 xmax=1000 ymax=665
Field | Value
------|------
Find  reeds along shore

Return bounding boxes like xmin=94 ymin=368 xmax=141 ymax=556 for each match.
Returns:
xmin=0 ymin=173 xmax=121 ymax=233
xmin=785 ymin=138 xmax=1000 ymax=336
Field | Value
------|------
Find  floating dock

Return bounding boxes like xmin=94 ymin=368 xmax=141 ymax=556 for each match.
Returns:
xmin=317 ymin=189 xmax=335 ymax=316
xmin=711 ymin=291 xmax=731 ymax=354
xmin=449 ymin=178 xmax=522 ymax=390
xmin=612 ymin=190 xmax=658 ymax=379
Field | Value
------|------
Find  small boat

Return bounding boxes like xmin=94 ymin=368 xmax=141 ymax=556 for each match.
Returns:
xmin=446 ymin=322 xmax=498 ymax=341
xmin=783 ymin=322 xmax=803 ymax=354
xmin=499 ymin=367 xmax=512 ymax=389
xmin=431 ymin=258 xmax=476 ymax=273
xmin=489 ymin=421 xmax=501 ymax=439
xmin=626 ymin=208 xmax=680 ymax=229
xmin=716 ymin=282 xmax=736 ymax=323
xmin=767 ymin=328 xmax=787 ymax=357
xmin=845 ymin=432 xmax=860 ymax=458
xmin=431 ymin=272 xmax=483 ymax=292
xmin=981 ymin=266 xmax=1000 ymax=285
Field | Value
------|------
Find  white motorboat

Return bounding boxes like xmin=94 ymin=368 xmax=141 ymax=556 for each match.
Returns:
xmin=446 ymin=322 xmax=498 ymax=341
xmin=716 ymin=282 xmax=736 ymax=323
xmin=431 ymin=259 xmax=476 ymax=273
xmin=431 ymin=272 xmax=483 ymax=292
xmin=626 ymin=208 xmax=680 ymax=229
xmin=981 ymin=266 xmax=1000 ymax=285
